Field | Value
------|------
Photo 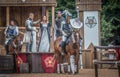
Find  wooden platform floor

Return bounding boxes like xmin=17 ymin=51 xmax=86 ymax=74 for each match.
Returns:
xmin=0 ymin=69 xmax=119 ymax=77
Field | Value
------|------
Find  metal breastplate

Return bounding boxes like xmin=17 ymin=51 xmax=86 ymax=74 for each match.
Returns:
xmin=26 ymin=19 xmax=33 ymax=31
xmin=56 ymin=21 xmax=61 ymax=29
xmin=63 ymin=24 xmax=72 ymax=35
xmin=7 ymin=26 xmax=17 ymax=36
xmin=56 ymin=17 xmax=64 ymax=29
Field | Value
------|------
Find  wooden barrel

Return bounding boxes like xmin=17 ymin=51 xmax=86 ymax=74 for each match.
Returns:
xmin=0 ymin=55 xmax=15 ymax=74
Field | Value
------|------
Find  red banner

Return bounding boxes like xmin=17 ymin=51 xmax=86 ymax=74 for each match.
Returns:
xmin=41 ymin=53 xmax=57 ymax=73
xmin=15 ymin=54 xmax=27 ymax=73
xmin=116 ymin=49 xmax=120 ymax=60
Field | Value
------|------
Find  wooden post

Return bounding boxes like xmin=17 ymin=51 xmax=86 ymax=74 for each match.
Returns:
xmin=94 ymin=47 xmax=98 ymax=77
xmin=6 ymin=6 xmax=10 ymax=26
xmin=50 ymin=6 xmax=55 ymax=52
xmin=98 ymin=11 xmax=101 ymax=46
xmin=118 ymin=64 xmax=120 ymax=77
xmin=46 ymin=7 xmax=49 ymax=21
xmin=52 ymin=6 xmax=55 ymax=32
xmin=0 ymin=7 xmax=2 ymax=26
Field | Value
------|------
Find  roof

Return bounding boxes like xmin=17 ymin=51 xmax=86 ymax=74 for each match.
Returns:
xmin=76 ymin=0 xmax=102 ymax=11
xmin=0 ymin=0 xmax=56 ymax=6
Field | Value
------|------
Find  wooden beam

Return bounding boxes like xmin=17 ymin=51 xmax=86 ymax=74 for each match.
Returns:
xmin=52 ymin=6 xmax=55 ymax=33
xmin=94 ymin=46 xmax=120 ymax=49
xmin=98 ymin=11 xmax=101 ymax=46
xmin=50 ymin=6 xmax=55 ymax=52
xmin=0 ymin=2 xmax=57 ymax=7
xmin=6 ymin=6 xmax=10 ymax=26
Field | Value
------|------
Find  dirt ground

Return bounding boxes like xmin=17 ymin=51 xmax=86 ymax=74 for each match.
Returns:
xmin=0 ymin=69 xmax=119 ymax=77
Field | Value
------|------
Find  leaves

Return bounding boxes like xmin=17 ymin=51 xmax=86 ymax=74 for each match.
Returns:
xmin=56 ymin=0 xmax=76 ymax=18
xmin=101 ymin=0 xmax=120 ymax=45
xmin=48 ymin=0 xmax=76 ymax=23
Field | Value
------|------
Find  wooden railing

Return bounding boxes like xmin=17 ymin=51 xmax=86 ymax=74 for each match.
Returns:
xmin=93 ymin=46 xmax=120 ymax=77
xmin=0 ymin=27 xmax=40 ymax=34
xmin=0 ymin=27 xmax=40 ymax=45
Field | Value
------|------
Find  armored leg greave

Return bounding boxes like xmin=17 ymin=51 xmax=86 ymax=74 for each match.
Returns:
xmin=5 ymin=45 xmax=8 ymax=54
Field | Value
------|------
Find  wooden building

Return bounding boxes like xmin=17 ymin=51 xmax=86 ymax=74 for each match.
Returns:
xmin=0 ymin=0 xmax=56 ymax=26
xmin=0 ymin=0 xmax=56 ymax=52
xmin=76 ymin=0 xmax=102 ymax=68
xmin=76 ymin=0 xmax=101 ymax=49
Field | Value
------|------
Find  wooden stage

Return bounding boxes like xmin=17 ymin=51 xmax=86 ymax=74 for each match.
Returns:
xmin=0 ymin=69 xmax=118 ymax=77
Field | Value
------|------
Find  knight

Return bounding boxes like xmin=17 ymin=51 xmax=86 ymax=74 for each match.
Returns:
xmin=4 ymin=19 xmax=19 ymax=54
xmin=25 ymin=13 xmax=40 ymax=52
xmin=61 ymin=13 xmax=73 ymax=55
xmin=55 ymin=11 xmax=65 ymax=38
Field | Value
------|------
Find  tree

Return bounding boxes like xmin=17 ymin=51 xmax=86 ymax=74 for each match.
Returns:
xmin=101 ymin=0 xmax=120 ymax=45
xmin=48 ymin=0 xmax=76 ymax=23
xmin=56 ymin=0 xmax=76 ymax=18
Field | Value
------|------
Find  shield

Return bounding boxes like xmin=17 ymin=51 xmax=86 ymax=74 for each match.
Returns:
xmin=70 ymin=18 xmax=83 ymax=29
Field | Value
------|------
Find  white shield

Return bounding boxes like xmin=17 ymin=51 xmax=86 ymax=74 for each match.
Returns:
xmin=70 ymin=18 xmax=83 ymax=29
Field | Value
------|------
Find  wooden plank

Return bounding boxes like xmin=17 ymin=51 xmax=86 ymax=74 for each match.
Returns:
xmin=82 ymin=49 xmax=92 ymax=68
xmin=76 ymin=0 xmax=102 ymax=11
xmin=50 ymin=6 xmax=55 ymax=52
xmin=0 ymin=0 xmax=56 ymax=3
xmin=9 ymin=6 xmax=42 ymax=27
xmin=0 ymin=1 xmax=57 ymax=7
xmin=94 ymin=46 xmax=120 ymax=49
xmin=94 ymin=60 xmax=120 ymax=64
xmin=6 ymin=6 xmax=9 ymax=25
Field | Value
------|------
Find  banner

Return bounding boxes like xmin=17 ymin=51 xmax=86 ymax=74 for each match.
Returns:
xmin=84 ymin=11 xmax=99 ymax=49
xmin=41 ymin=53 xmax=57 ymax=73
xmin=15 ymin=54 xmax=27 ymax=73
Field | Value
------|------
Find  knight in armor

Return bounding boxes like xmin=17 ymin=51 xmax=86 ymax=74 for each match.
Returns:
xmin=4 ymin=19 xmax=19 ymax=54
xmin=25 ymin=13 xmax=40 ymax=52
xmin=61 ymin=13 xmax=73 ymax=55
xmin=55 ymin=11 xmax=65 ymax=38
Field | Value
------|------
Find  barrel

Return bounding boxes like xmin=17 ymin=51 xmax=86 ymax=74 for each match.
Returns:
xmin=0 ymin=55 xmax=15 ymax=74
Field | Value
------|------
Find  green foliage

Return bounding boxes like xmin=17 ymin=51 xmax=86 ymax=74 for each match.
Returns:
xmin=101 ymin=0 xmax=120 ymax=45
xmin=48 ymin=0 xmax=76 ymax=24
xmin=56 ymin=0 xmax=76 ymax=18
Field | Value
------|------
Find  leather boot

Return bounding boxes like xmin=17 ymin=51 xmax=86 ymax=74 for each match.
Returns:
xmin=5 ymin=45 xmax=8 ymax=54
xmin=61 ymin=41 xmax=66 ymax=55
